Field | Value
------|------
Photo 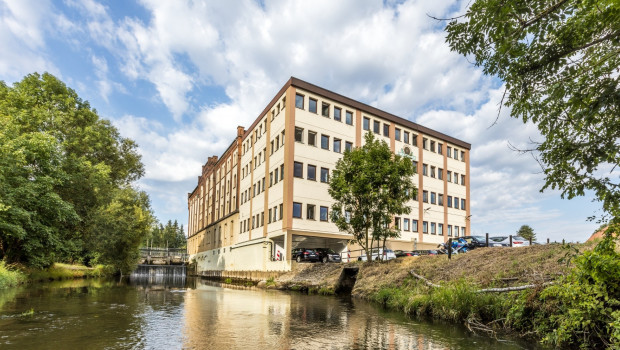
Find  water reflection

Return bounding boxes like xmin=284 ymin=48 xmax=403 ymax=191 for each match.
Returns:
xmin=0 ymin=278 xmax=539 ymax=350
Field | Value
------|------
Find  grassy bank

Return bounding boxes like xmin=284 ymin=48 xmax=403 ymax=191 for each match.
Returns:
xmin=273 ymin=240 xmax=619 ymax=348
xmin=0 ymin=262 xmax=112 ymax=289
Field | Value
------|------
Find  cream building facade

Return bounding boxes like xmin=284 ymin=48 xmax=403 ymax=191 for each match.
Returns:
xmin=187 ymin=78 xmax=471 ymax=272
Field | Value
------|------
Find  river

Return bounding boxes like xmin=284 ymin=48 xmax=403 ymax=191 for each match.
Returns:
xmin=0 ymin=277 xmax=543 ymax=349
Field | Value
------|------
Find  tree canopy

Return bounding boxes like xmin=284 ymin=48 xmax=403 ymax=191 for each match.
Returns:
xmin=445 ymin=0 xmax=620 ymax=218
xmin=329 ymin=132 xmax=417 ymax=261
xmin=516 ymin=225 xmax=536 ymax=241
xmin=0 ymin=73 xmax=153 ymax=273
xmin=144 ymin=220 xmax=186 ymax=249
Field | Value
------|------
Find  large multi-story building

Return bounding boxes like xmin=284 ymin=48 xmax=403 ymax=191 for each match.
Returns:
xmin=187 ymin=77 xmax=470 ymax=272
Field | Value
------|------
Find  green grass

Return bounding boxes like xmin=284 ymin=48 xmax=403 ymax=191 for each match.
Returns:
xmin=26 ymin=263 xmax=108 ymax=282
xmin=0 ymin=261 xmax=26 ymax=289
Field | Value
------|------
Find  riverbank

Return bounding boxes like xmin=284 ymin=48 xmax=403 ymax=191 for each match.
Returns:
xmin=264 ymin=241 xmax=619 ymax=348
xmin=0 ymin=262 xmax=110 ymax=289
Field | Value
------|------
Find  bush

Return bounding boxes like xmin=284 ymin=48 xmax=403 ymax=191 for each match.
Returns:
xmin=0 ymin=261 xmax=25 ymax=289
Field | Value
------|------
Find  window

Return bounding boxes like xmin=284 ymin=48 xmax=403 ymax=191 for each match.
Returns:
xmin=448 ymin=196 xmax=453 ymax=208
xmin=412 ymin=161 xmax=418 ymax=174
xmin=363 ymin=117 xmax=370 ymax=130
xmin=294 ymin=161 xmax=303 ymax=178
xmin=438 ymin=143 xmax=443 ymax=155
xmin=273 ymin=206 xmax=278 ymax=222
xmin=447 ymin=146 xmax=452 ymax=158
xmin=453 ymin=149 xmax=459 ymax=160
xmin=431 ymin=222 xmax=436 ymax=235
xmin=430 ymin=166 xmax=436 ymax=178
xmin=274 ymin=168 xmax=279 ymax=183
xmin=454 ymin=226 xmax=460 ymax=237
xmin=279 ymin=203 xmax=283 ymax=220
xmin=412 ymin=134 xmax=418 ymax=146
xmin=423 ymin=190 xmax=429 ymax=203
xmin=461 ymin=174 xmax=466 ymax=185
xmin=404 ymin=218 xmax=410 ymax=231
xmin=461 ymin=198 xmax=466 ymax=210
xmin=307 ymin=204 xmax=315 ymax=220
xmin=268 ymin=208 xmax=272 ymax=223
xmin=454 ymin=173 xmax=459 ymax=184
xmin=309 ymin=98 xmax=317 ymax=113
xmin=333 ymin=139 xmax=341 ymax=153
xmin=423 ymin=138 xmax=428 ymax=149
xmin=412 ymin=220 xmax=418 ymax=232
xmin=269 ymin=172 xmax=273 ymax=187
xmin=431 ymin=192 xmax=436 ymax=204
xmin=307 ymin=164 xmax=316 ymax=181
xmin=438 ymin=223 xmax=443 ymax=235
xmin=295 ymin=94 xmax=304 ymax=109
xmin=321 ymin=134 xmax=329 ymax=150
xmin=395 ymin=128 xmax=401 ymax=141
xmin=320 ymin=168 xmax=329 ymax=183
xmin=275 ymin=136 xmax=279 ymax=150
xmin=430 ymin=141 xmax=435 ymax=152
xmin=461 ymin=151 xmax=465 ymax=161
xmin=345 ymin=111 xmax=353 ymax=125
xmin=334 ymin=107 xmax=341 ymax=121
xmin=423 ymin=164 xmax=428 ymax=176
xmin=373 ymin=121 xmax=380 ymax=134
xmin=270 ymin=141 xmax=274 ymax=154
xmin=280 ymin=164 xmax=284 ymax=180
xmin=448 ymin=225 xmax=452 ymax=236
xmin=320 ymin=206 xmax=328 ymax=221
xmin=295 ymin=127 xmax=304 ymax=143
xmin=447 ymin=171 xmax=452 ymax=182
xmin=383 ymin=124 xmax=390 ymax=137
xmin=438 ymin=194 xmax=443 ymax=206
xmin=438 ymin=168 xmax=443 ymax=180
xmin=293 ymin=202 xmax=302 ymax=218
xmin=423 ymin=221 xmax=428 ymax=233
xmin=345 ymin=141 xmax=353 ymax=152
xmin=454 ymin=197 xmax=460 ymax=209
xmin=394 ymin=217 xmax=400 ymax=229
xmin=322 ymin=103 xmax=330 ymax=117
xmin=308 ymin=131 xmax=316 ymax=146
xmin=462 ymin=227 xmax=466 ymax=237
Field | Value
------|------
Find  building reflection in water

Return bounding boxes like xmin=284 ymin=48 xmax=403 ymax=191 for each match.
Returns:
xmin=180 ymin=279 xmax=494 ymax=350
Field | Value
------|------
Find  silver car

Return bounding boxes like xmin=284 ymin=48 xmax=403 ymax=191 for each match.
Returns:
xmin=490 ymin=236 xmax=531 ymax=247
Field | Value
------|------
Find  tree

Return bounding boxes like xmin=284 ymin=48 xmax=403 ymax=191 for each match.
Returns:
xmin=329 ymin=132 xmax=417 ymax=261
xmin=445 ymin=0 xmax=620 ymax=218
xmin=516 ymin=225 xmax=536 ymax=241
xmin=0 ymin=72 xmax=152 ymax=270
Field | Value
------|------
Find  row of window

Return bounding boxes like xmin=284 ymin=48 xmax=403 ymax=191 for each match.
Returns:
xmin=295 ymin=93 xmax=354 ymax=125
xmin=242 ymin=130 xmax=286 ymax=180
xmin=293 ymin=161 xmax=330 ymax=183
xmin=294 ymin=127 xmax=353 ymax=153
xmin=241 ymin=163 xmax=286 ymax=204
xmin=418 ymin=163 xmax=466 ymax=185
xmin=240 ymin=203 xmax=286 ymax=234
xmin=421 ymin=191 xmax=466 ymax=210
xmin=292 ymin=202 xmax=330 ymax=221
xmin=394 ymin=217 xmax=465 ymax=236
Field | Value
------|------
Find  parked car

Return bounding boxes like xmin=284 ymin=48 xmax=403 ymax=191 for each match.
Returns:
xmin=460 ymin=235 xmax=488 ymax=249
xmin=292 ymin=248 xmax=319 ymax=263
xmin=490 ymin=236 xmax=530 ymax=247
xmin=358 ymin=248 xmax=397 ymax=261
xmin=394 ymin=250 xmax=415 ymax=257
xmin=314 ymin=248 xmax=342 ymax=263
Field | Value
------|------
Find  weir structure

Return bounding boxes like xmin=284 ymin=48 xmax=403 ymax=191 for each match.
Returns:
xmin=129 ymin=248 xmax=189 ymax=285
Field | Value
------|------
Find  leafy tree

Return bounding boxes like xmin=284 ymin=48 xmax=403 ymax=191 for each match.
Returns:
xmin=143 ymin=220 xmax=186 ymax=249
xmin=92 ymin=187 xmax=155 ymax=275
xmin=516 ymin=225 xmax=536 ymax=241
xmin=0 ymin=72 xmax=152 ymax=270
xmin=329 ymin=132 xmax=416 ymax=261
xmin=445 ymin=0 xmax=620 ymax=217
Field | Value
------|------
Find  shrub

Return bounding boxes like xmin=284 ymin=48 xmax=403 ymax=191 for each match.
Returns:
xmin=0 ymin=261 xmax=25 ymax=289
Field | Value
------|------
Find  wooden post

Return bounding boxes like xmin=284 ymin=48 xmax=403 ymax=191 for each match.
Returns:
xmin=562 ymin=239 xmax=565 ymax=245
xmin=529 ymin=237 xmax=532 ymax=245
xmin=547 ymin=238 xmax=550 ymax=244
xmin=509 ymin=235 xmax=513 ymax=247
xmin=447 ymin=238 xmax=452 ymax=260
xmin=486 ymin=233 xmax=489 ymax=247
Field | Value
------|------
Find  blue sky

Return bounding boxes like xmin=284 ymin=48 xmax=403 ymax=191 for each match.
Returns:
xmin=0 ymin=0 xmax=602 ymax=242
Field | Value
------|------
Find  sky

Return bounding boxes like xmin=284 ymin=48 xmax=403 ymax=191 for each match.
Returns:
xmin=0 ymin=0 xmax=603 ymax=242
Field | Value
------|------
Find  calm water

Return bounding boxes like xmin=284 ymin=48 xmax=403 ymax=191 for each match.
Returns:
xmin=0 ymin=277 xmax=542 ymax=349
